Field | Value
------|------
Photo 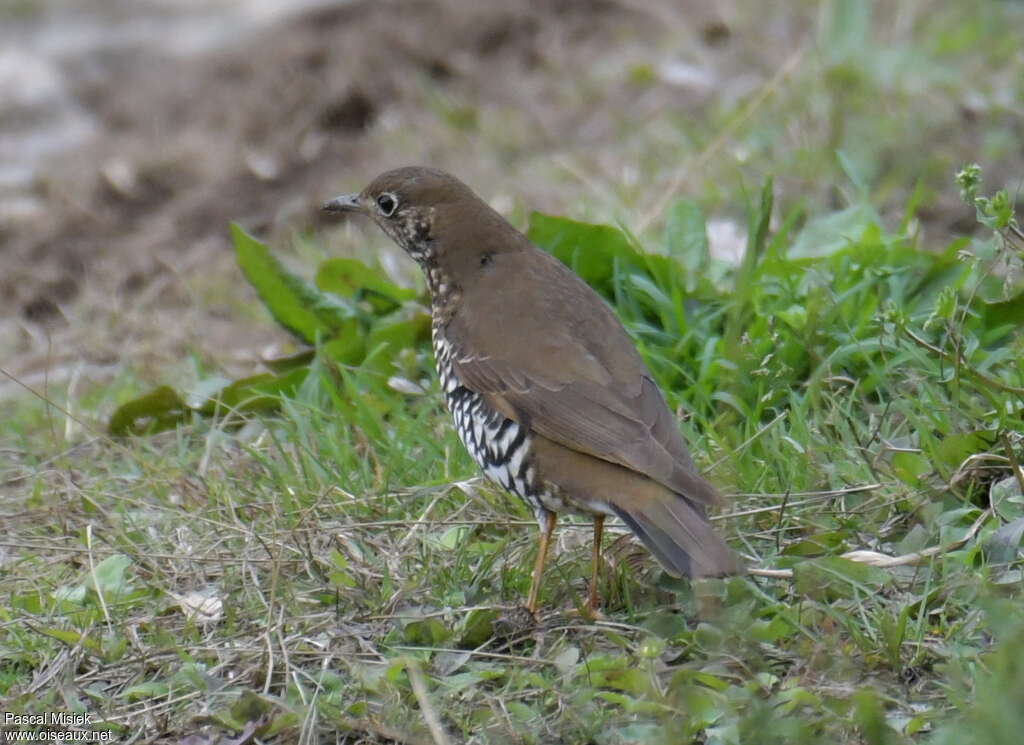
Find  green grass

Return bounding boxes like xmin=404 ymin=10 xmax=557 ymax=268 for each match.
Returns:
xmin=3 ymin=171 xmax=1021 ymax=742
xmin=3 ymin=2 xmax=1024 ymax=743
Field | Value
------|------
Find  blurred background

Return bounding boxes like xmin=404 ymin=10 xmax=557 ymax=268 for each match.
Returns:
xmin=1 ymin=0 xmax=1021 ymax=401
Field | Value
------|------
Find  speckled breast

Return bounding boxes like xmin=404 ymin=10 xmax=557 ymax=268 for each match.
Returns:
xmin=432 ymin=325 xmax=552 ymax=520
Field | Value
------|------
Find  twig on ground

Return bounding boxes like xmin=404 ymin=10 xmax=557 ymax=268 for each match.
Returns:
xmin=85 ymin=524 xmax=114 ymax=630
xmin=714 ymin=483 xmax=882 ymax=521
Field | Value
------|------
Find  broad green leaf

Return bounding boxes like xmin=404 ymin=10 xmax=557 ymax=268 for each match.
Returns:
xmin=231 ymin=689 xmax=273 ymax=724
xmin=122 ymin=680 xmax=171 ymax=701
xmin=322 ymin=319 xmax=367 ymax=365
xmin=781 ymin=531 xmax=848 ymax=557
xmin=892 ymin=451 xmax=930 ymax=485
xmin=39 ymin=628 xmax=103 ymax=654
xmin=88 ymin=554 xmax=133 ymax=599
xmin=671 ymin=682 xmax=725 ymax=729
xmin=852 ymin=688 xmax=890 ymax=745
xmin=459 ymin=609 xmax=499 ymax=649
xmin=316 ymin=257 xmax=418 ymax=313
xmin=438 ymin=669 xmax=487 ymax=693
xmin=747 ymin=616 xmax=796 ymax=643
xmin=788 ymin=204 xmax=878 ymax=258
xmin=233 ymin=223 xmax=351 ymax=343
xmin=588 ymin=665 xmax=653 ymax=696
xmin=363 ymin=311 xmax=431 ymax=372
xmin=10 ymin=592 xmax=45 ymax=614
xmin=694 ymin=622 xmax=724 ymax=649
xmin=261 ymin=349 xmax=315 ymax=373
xmin=793 ymin=556 xmax=890 ymax=600
xmin=527 ymin=212 xmax=643 ymax=292
xmin=198 ymin=368 xmax=308 ymax=417
xmin=777 ymin=304 xmax=808 ymax=330
xmin=641 ymin=610 xmax=689 ymax=640
xmin=109 ymin=386 xmax=189 ymax=436
xmin=328 ymin=548 xmax=357 ymax=589
xmin=933 ymin=431 xmax=994 ymax=476
xmin=982 ymin=290 xmax=1024 ymax=329
xmin=403 ymin=618 xmax=451 ymax=646
xmin=990 ymin=476 xmax=1024 ymax=523
xmin=435 ymin=525 xmax=469 ymax=550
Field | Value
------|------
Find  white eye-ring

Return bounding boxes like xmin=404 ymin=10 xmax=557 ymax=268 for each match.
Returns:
xmin=376 ymin=192 xmax=398 ymax=216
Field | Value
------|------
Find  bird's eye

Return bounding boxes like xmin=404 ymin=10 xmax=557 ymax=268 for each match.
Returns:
xmin=376 ymin=192 xmax=398 ymax=216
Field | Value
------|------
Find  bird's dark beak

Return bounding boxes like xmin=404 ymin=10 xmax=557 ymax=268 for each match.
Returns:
xmin=321 ymin=193 xmax=364 ymax=214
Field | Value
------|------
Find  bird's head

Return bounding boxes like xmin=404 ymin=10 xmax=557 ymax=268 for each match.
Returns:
xmin=322 ymin=166 xmax=488 ymax=267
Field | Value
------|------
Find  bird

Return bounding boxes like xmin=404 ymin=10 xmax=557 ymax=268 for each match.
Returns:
xmin=323 ymin=167 xmax=737 ymax=614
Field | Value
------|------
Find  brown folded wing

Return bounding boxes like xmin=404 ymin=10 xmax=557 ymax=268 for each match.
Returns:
xmin=444 ymin=248 xmax=718 ymax=507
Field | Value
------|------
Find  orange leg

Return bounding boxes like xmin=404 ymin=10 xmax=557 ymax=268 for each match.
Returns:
xmin=526 ymin=511 xmax=557 ymax=615
xmin=588 ymin=515 xmax=605 ymax=613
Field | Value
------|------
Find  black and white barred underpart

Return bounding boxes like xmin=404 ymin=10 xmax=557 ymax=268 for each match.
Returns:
xmin=432 ymin=325 xmax=579 ymax=525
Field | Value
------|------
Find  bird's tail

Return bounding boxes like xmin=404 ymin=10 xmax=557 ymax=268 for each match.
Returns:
xmin=609 ymin=492 xmax=738 ymax=578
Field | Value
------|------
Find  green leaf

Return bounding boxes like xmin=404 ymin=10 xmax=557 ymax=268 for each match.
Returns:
xmin=665 ymin=199 xmax=709 ymax=268
xmin=328 ymin=547 xmax=358 ymax=588
xmin=747 ymin=616 xmax=796 ymax=643
xmin=793 ymin=556 xmax=890 ymax=600
xmin=88 ymin=554 xmax=133 ymax=599
xmin=261 ymin=349 xmax=315 ymax=373
xmin=582 ymin=659 xmax=653 ymax=695
xmin=788 ymin=204 xmax=879 ymax=258
xmin=231 ymin=689 xmax=273 ymax=724
xmin=316 ymin=257 xmax=418 ymax=313
xmin=322 ymin=319 xmax=367 ymax=365
xmin=435 ymin=525 xmax=469 ymax=551
xmin=852 ymin=688 xmax=892 ymax=745
xmin=109 ymin=386 xmax=189 ymax=436
xmin=459 ymin=609 xmax=499 ymax=648
xmin=777 ymin=304 xmax=808 ymax=330
xmin=892 ymin=451 xmax=930 ymax=485
xmin=641 ymin=610 xmax=689 ymax=640
xmin=232 ymin=223 xmax=351 ymax=343
xmin=403 ymin=618 xmax=451 ymax=646
xmin=985 ymin=516 xmax=1024 ymax=566
xmin=39 ymin=628 xmax=103 ymax=654
xmin=122 ymin=680 xmax=171 ymax=701
xmin=990 ymin=476 xmax=1024 ymax=523
xmin=781 ymin=531 xmax=848 ymax=557
xmin=933 ymin=431 xmax=994 ymax=476
xmin=746 ymin=175 xmax=774 ymax=265
xmin=527 ymin=212 xmax=643 ymax=292
xmin=982 ymin=291 xmax=1024 ymax=329
xmin=363 ymin=311 xmax=431 ymax=372
xmin=198 ymin=368 xmax=308 ymax=417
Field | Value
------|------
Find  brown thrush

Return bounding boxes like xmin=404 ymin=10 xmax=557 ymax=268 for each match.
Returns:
xmin=323 ymin=167 xmax=737 ymax=613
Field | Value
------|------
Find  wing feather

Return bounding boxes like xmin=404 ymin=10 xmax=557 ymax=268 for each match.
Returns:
xmin=443 ymin=246 xmax=718 ymax=506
